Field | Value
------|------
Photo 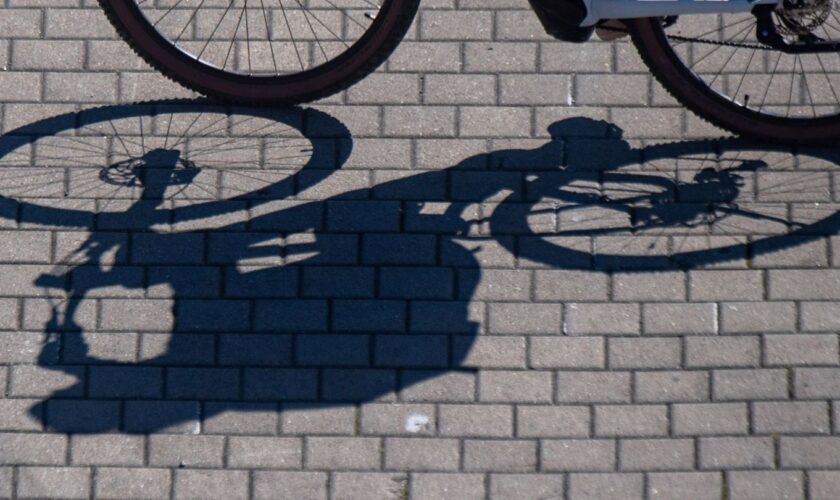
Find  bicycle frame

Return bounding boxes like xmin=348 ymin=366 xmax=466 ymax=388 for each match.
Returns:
xmin=580 ymin=0 xmax=780 ymax=25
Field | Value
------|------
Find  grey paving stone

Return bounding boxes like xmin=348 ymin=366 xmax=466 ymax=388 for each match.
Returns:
xmin=752 ymin=401 xmax=830 ymax=434
xmin=464 ymin=439 xmax=537 ymax=472
xmin=360 ymin=403 xmax=436 ymax=436
xmin=70 ymin=435 xmax=144 ymax=466
xmin=672 ymin=403 xmax=749 ymax=436
xmin=529 ymin=336 xmax=605 ymax=369
xmin=608 ymin=337 xmax=681 ymax=369
xmin=810 ymin=471 xmax=840 ymax=500
xmin=517 ymin=405 xmax=590 ymax=438
xmin=0 ymin=433 xmax=67 ymax=465
xmin=727 ymin=471 xmax=804 ymax=500
xmin=384 ymin=438 xmax=460 ymax=471
xmin=438 ymin=404 xmax=512 ymax=437
xmin=411 ymin=473 xmax=485 ymax=500
xmin=780 ymin=437 xmax=840 ymax=468
xmin=305 ymin=437 xmax=381 ymax=470
xmin=720 ymin=302 xmax=796 ymax=333
xmin=489 ymin=473 xmax=565 ymax=500
xmin=331 ymin=472 xmax=408 ymax=500
xmin=568 ymin=473 xmax=643 ymax=500
xmin=635 ymin=371 xmax=709 ymax=403
xmin=202 ymin=403 xmax=279 ymax=435
xmin=0 ymin=399 xmax=44 ymax=431
xmin=534 ymin=270 xmax=609 ymax=301
xmin=457 ymin=336 xmax=527 ymax=368
xmin=619 ymin=438 xmax=695 ymax=471
xmin=563 ymin=303 xmax=641 ymax=335
xmin=557 ymin=371 xmax=631 ymax=403
xmin=595 ymin=405 xmax=668 ymax=437
xmin=0 ymin=468 xmax=11 ymax=499
xmin=685 ymin=336 xmax=761 ymax=368
xmin=479 ymin=370 xmax=553 ymax=403
xmin=648 ymin=472 xmax=722 ymax=500
xmin=642 ymin=303 xmax=718 ymax=335
xmin=17 ymin=466 xmax=90 ymax=499
xmin=541 ymin=439 xmax=616 ymax=472
xmin=94 ymin=468 xmax=171 ymax=500
xmin=148 ymin=435 xmax=225 ymax=468
xmin=764 ymin=334 xmax=840 ymax=366
xmin=712 ymin=369 xmax=789 ymax=401
xmin=253 ymin=471 xmax=328 ymax=500
xmin=173 ymin=469 xmax=249 ymax=500
xmin=688 ymin=270 xmax=765 ymax=301
xmin=698 ymin=436 xmax=775 ymax=470
xmin=488 ymin=303 xmax=561 ymax=335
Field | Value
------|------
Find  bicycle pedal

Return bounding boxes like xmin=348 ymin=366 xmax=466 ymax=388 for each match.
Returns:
xmin=595 ymin=20 xmax=630 ymax=41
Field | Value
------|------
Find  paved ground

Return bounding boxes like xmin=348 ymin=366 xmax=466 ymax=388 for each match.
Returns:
xmin=1 ymin=1 xmax=840 ymax=499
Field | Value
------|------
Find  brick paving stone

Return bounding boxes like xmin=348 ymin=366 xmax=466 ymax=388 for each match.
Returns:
xmin=635 ymin=371 xmax=709 ymax=403
xmin=384 ymin=438 xmax=460 ymax=471
xmin=648 ymin=472 xmax=722 ymax=500
xmin=70 ymin=435 xmax=144 ymax=466
xmin=463 ymin=439 xmax=537 ymax=472
xmin=595 ymin=405 xmax=669 ymax=437
xmin=780 ymin=436 xmax=840 ymax=468
xmin=305 ymin=437 xmax=381 ymax=470
xmin=331 ymin=472 xmax=408 ymax=500
xmin=712 ymin=369 xmax=789 ymax=401
xmin=752 ymin=401 xmax=830 ymax=434
xmin=810 ymin=471 xmax=840 ymax=500
xmin=727 ymin=471 xmax=804 ymax=500
xmin=568 ymin=473 xmax=644 ymax=500
xmin=439 ymin=404 xmax=513 ymax=437
xmin=619 ymin=438 xmax=695 ymax=471
xmin=253 ymin=471 xmax=327 ymax=500
xmin=489 ymin=474 xmax=565 ymax=500
xmin=517 ymin=405 xmax=591 ymax=438
xmin=541 ymin=439 xmax=616 ymax=472
xmin=17 ymin=467 xmax=91 ymax=499
xmin=173 ymin=469 xmax=249 ymax=500
xmin=673 ymin=403 xmax=749 ymax=436
xmin=148 ymin=435 xmax=225 ymax=468
xmin=0 ymin=433 xmax=67 ymax=465
xmin=95 ymin=468 xmax=171 ymax=500
xmin=698 ymin=436 xmax=775 ymax=469
xmin=557 ymin=371 xmax=631 ymax=403
xmin=411 ymin=473 xmax=486 ymax=500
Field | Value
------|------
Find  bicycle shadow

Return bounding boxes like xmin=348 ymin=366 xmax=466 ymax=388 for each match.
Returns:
xmin=2 ymin=103 xmax=837 ymax=433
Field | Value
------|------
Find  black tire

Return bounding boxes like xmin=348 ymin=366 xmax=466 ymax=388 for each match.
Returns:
xmin=628 ymin=16 xmax=840 ymax=145
xmin=97 ymin=0 xmax=420 ymax=104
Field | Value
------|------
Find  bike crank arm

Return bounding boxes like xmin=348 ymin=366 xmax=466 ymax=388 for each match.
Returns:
xmin=580 ymin=0 xmax=779 ymax=26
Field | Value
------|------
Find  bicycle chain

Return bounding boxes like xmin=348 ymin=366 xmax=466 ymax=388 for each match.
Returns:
xmin=599 ymin=22 xmax=774 ymax=50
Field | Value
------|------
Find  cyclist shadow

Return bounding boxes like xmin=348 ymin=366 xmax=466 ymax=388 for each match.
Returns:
xmin=13 ymin=106 xmax=840 ymax=434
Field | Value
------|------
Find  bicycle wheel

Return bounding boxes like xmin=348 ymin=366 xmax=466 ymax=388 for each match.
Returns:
xmin=98 ymin=0 xmax=420 ymax=103
xmin=628 ymin=12 xmax=840 ymax=144
xmin=490 ymin=138 xmax=840 ymax=269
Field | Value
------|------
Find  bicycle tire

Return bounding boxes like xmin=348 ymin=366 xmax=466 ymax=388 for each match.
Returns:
xmin=97 ymin=0 xmax=420 ymax=104
xmin=627 ymin=16 xmax=840 ymax=145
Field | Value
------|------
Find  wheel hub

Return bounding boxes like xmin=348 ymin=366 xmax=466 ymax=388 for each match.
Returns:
xmin=776 ymin=0 xmax=833 ymax=36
